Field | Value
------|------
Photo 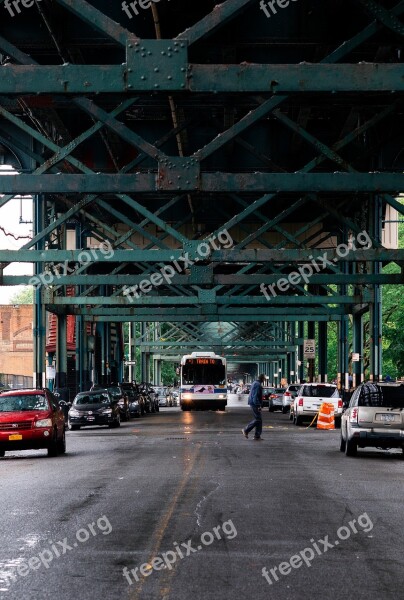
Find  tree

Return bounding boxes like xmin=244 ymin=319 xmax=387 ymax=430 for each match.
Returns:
xmin=9 ymin=286 xmax=33 ymax=304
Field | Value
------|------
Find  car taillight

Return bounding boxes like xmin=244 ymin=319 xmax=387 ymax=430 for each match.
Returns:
xmin=298 ymin=398 xmax=303 ymax=406
xmin=284 ymin=392 xmax=291 ymax=397
xmin=350 ymin=407 xmax=358 ymax=423
xmin=270 ymin=394 xmax=276 ymax=399
xmin=338 ymin=399 xmax=343 ymax=409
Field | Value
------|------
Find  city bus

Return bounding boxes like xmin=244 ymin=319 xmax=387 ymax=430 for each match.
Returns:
xmin=179 ymin=352 xmax=227 ymax=411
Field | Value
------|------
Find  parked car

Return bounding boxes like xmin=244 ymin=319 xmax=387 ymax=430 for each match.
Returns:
xmin=262 ymin=387 xmax=276 ymax=408
xmin=68 ymin=390 xmax=120 ymax=430
xmin=139 ymin=383 xmax=159 ymax=413
xmin=268 ymin=388 xmax=286 ymax=412
xmin=292 ymin=383 xmax=342 ymax=426
xmin=282 ymin=384 xmax=300 ymax=414
xmin=340 ymin=382 xmax=404 ymax=457
xmin=158 ymin=394 xmax=168 ymax=407
xmin=107 ymin=385 xmax=131 ymax=421
xmin=0 ymin=388 xmax=66 ymax=457
xmin=120 ymin=382 xmax=145 ymax=415
xmin=171 ymin=389 xmax=179 ymax=406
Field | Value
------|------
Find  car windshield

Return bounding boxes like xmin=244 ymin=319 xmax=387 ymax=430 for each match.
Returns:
xmin=74 ymin=393 xmax=110 ymax=405
xmin=301 ymin=385 xmax=338 ymax=398
xmin=359 ymin=384 xmax=404 ymax=408
xmin=289 ymin=385 xmax=299 ymax=392
xmin=0 ymin=394 xmax=49 ymax=412
xmin=275 ymin=388 xmax=286 ymax=394
xmin=107 ymin=387 xmax=122 ymax=398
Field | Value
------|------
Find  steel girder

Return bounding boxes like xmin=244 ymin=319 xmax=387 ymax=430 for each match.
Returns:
xmin=1 ymin=0 xmax=404 ymax=378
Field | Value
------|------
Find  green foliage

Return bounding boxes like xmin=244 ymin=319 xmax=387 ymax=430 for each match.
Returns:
xmin=9 ymin=286 xmax=33 ymax=304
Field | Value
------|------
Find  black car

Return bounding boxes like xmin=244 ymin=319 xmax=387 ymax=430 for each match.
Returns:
xmin=120 ymin=382 xmax=145 ymax=416
xmin=107 ymin=385 xmax=131 ymax=421
xmin=68 ymin=390 xmax=120 ymax=430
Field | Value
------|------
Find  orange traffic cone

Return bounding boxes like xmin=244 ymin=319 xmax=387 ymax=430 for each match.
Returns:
xmin=317 ymin=402 xmax=335 ymax=430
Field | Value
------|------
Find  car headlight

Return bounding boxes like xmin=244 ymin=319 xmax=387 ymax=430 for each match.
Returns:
xmin=131 ymin=401 xmax=139 ymax=407
xmin=35 ymin=418 xmax=53 ymax=428
xmin=69 ymin=409 xmax=80 ymax=417
xmin=102 ymin=409 xmax=112 ymax=415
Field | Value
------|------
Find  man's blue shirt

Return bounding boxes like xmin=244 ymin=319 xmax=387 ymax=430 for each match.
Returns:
xmin=248 ymin=380 xmax=263 ymax=406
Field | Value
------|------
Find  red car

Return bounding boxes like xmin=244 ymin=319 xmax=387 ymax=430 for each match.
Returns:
xmin=0 ymin=389 xmax=66 ymax=458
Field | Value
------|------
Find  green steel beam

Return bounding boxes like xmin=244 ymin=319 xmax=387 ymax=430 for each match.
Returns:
xmin=2 ymin=64 xmax=404 ymax=94
xmin=0 ymin=173 xmax=404 ymax=193
xmin=356 ymin=0 xmax=404 ymax=36
xmin=20 ymin=273 xmax=396 ymax=287
xmin=82 ymin=314 xmax=343 ymax=322
xmin=5 ymin=249 xmax=403 ymax=263
xmin=55 ymin=0 xmax=137 ymax=46
xmin=138 ymin=341 xmax=298 ymax=348
xmin=46 ymin=294 xmax=369 ymax=306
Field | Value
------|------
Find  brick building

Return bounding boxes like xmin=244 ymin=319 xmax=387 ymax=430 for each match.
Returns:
xmin=0 ymin=305 xmax=34 ymax=377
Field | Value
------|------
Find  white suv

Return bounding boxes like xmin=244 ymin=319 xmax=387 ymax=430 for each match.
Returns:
xmin=292 ymin=383 xmax=342 ymax=426
xmin=340 ymin=382 xmax=404 ymax=457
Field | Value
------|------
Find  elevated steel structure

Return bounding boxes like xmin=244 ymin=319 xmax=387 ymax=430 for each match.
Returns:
xmin=0 ymin=0 xmax=403 ymax=391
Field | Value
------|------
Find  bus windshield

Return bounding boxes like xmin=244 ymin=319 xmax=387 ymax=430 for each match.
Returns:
xmin=182 ymin=364 xmax=226 ymax=386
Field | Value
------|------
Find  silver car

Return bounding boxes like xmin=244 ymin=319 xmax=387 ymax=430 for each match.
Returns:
xmin=282 ymin=384 xmax=300 ymax=414
xmin=340 ymin=382 xmax=404 ymax=457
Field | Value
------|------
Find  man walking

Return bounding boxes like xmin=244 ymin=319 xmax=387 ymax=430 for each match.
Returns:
xmin=242 ymin=374 xmax=265 ymax=440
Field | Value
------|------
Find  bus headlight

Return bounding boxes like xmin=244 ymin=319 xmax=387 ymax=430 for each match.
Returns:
xmin=182 ymin=393 xmax=192 ymax=400
xmin=218 ymin=394 xmax=226 ymax=399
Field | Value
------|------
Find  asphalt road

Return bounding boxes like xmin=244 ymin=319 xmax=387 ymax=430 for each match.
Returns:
xmin=1 ymin=407 xmax=403 ymax=600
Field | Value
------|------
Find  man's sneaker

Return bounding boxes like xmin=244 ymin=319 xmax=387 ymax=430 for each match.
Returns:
xmin=242 ymin=429 xmax=248 ymax=439
xmin=253 ymin=437 xmax=262 ymax=441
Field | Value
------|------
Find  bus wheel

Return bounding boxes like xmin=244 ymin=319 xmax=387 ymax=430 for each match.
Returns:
xmin=181 ymin=406 xmax=191 ymax=411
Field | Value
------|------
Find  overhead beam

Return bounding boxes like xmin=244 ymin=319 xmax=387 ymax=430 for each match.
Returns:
xmin=0 ymin=173 xmax=404 ymax=193
xmin=4 ymin=248 xmax=403 ymax=263
xmin=4 ymin=274 xmax=401 ymax=286
xmin=1 ymin=64 xmax=404 ymax=94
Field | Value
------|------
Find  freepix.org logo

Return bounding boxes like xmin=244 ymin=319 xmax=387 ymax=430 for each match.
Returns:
xmin=4 ymin=0 xmax=42 ymax=18
xmin=259 ymin=0 xmax=299 ymax=19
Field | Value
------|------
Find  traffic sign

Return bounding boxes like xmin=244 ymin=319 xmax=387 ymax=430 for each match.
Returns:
xmin=304 ymin=339 xmax=316 ymax=359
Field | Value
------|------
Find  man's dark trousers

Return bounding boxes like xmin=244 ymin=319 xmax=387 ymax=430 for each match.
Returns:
xmin=245 ymin=405 xmax=262 ymax=438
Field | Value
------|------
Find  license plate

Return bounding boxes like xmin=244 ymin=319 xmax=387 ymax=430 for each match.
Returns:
xmin=8 ymin=434 xmax=22 ymax=440
xmin=86 ymin=416 xmax=95 ymax=421
xmin=380 ymin=414 xmax=395 ymax=422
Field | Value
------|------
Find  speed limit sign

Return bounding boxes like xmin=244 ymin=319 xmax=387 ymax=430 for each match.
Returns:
xmin=304 ymin=339 xmax=316 ymax=359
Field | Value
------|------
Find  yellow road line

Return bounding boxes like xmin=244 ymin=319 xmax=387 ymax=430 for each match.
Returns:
xmin=129 ymin=446 xmax=200 ymax=600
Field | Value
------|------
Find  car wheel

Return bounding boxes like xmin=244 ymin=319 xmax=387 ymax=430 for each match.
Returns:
xmin=294 ymin=414 xmax=302 ymax=426
xmin=339 ymin=433 xmax=346 ymax=452
xmin=156 ymin=404 xmax=159 ymax=412
xmin=282 ymin=406 xmax=288 ymax=414
xmin=289 ymin=411 xmax=294 ymax=421
xmin=47 ymin=431 xmax=59 ymax=457
xmin=268 ymin=404 xmax=274 ymax=412
xmin=57 ymin=430 xmax=66 ymax=454
xmin=335 ymin=418 xmax=341 ymax=429
xmin=68 ymin=423 xmax=80 ymax=431
xmin=345 ymin=437 xmax=357 ymax=457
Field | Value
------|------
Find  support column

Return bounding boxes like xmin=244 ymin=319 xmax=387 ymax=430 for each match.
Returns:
xmin=33 ymin=194 xmax=46 ymax=389
xmin=307 ymin=322 xmax=315 ymax=383
xmin=298 ymin=322 xmax=304 ymax=382
xmin=369 ymin=194 xmax=383 ymax=382
xmin=56 ymin=314 xmax=67 ymax=390
xmin=338 ymin=316 xmax=349 ymax=390
xmin=352 ymin=313 xmax=364 ymax=388
xmin=318 ymin=322 xmax=328 ymax=382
